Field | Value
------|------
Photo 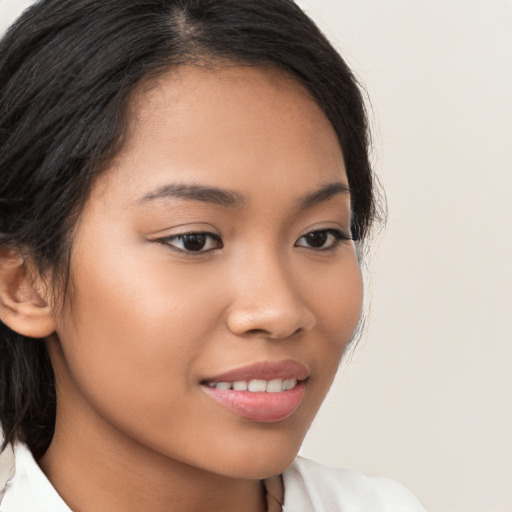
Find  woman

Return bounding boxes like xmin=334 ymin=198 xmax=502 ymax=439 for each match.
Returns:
xmin=0 ymin=0 xmax=425 ymax=510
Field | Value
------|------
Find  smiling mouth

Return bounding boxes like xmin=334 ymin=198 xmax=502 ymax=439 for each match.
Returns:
xmin=200 ymin=360 xmax=308 ymax=422
xmin=205 ymin=378 xmax=299 ymax=393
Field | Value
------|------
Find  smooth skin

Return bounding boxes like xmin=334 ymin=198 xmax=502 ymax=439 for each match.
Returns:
xmin=1 ymin=65 xmax=363 ymax=511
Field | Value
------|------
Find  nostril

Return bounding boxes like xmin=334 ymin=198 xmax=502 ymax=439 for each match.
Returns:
xmin=245 ymin=328 xmax=270 ymax=337
xmin=244 ymin=327 xmax=303 ymax=339
xmin=226 ymin=302 xmax=315 ymax=339
xmin=284 ymin=327 xmax=304 ymax=339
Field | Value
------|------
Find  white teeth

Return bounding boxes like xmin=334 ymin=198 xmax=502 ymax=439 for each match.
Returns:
xmin=248 ymin=379 xmax=267 ymax=392
xmin=208 ymin=378 xmax=299 ymax=392
xmin=232 ymin=381 xmax=248 ymax=391
xmin=266 ymin=379 xmax=284 ymax=393
xmin=283 ymin=378 xmax=297 ymax=391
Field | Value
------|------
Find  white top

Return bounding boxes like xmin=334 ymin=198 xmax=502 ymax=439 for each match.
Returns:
xmin=0 ymin=443 xmax=426 ymax=511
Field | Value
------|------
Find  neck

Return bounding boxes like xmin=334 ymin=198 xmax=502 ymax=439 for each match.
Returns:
xmin=38 ymin=405 xmax=267 ymax=512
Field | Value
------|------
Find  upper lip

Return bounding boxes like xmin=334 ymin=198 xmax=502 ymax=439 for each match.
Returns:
xmin=202 ymin=359 xmax=309 ymax=383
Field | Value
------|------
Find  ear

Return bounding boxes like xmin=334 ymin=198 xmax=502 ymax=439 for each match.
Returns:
xmin=0 ymin=246 xmax=56 ymax=338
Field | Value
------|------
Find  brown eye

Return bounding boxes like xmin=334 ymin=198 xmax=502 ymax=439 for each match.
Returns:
xmin=163 ymin=232 xmax=223 ymax=253
xmin=295 ymin=229 xmax=350 ymax=251
xmin=303 ymin=231 xmax=328 ymax=248
xmin=182 ymin=234 xmax=207 ymax=251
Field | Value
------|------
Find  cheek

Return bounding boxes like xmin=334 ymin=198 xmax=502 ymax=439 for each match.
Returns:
xmin=310 ymin=247 xmax=363 ymax=334
xmin=54 ymin=241 xmax=227 ymax=427
xmin=305 ymin=251 xmax=363 ymax=383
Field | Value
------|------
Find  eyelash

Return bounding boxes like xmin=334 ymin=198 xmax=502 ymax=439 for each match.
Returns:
xmin=158 ymin=232 xmax=224 ymax=253
xmin=156 ymin=229 xmax=351 ymax=254
xmin=295 ymin=229 xmax=352 ymax=251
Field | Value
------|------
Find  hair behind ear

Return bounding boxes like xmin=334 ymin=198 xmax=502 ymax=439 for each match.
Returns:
xmin=0 ymin=322 xmax=56 ymax=458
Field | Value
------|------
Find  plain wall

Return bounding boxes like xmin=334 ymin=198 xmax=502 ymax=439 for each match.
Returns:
xmin=1 ymin=1 xmax=511 ymax=511
xmin=295 ymin=2 xmax=512 ymax=512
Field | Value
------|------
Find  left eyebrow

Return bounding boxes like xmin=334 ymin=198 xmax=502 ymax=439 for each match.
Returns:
xmin=298 ymin=182 xmax=351 ymax=210
xmin=138 ymin=183 xmax=245 ymax=208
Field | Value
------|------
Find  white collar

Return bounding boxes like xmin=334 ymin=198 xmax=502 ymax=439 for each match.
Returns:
xmin=0 ymin=443 xmax=70 ymax=511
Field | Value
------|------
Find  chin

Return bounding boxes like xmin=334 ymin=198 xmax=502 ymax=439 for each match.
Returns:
xmin=209 ymin=433 xmax=304 ymax=480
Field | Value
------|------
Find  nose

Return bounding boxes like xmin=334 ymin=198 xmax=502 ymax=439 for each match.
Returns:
xmin=225 ymin=252 xmax=316 ymax=340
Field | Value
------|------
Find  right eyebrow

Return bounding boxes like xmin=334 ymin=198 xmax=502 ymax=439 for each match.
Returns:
xmin=297 ymin=182 xmax=351 ymax=210
xmin=138 ymin=183 xmax=246 ymax=208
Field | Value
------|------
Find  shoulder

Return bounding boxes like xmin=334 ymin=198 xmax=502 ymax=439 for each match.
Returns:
xmin=0 ymin=442 xmax=70 ymax=512
xmin=282 ymin=456 xmax=426 ymax=512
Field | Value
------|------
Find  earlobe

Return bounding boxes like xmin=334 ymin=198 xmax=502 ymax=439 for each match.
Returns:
xmin=0 ymin=246 xmax=56 ymax=338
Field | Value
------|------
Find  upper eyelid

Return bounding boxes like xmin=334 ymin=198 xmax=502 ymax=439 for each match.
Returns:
xmin=167 ymin=231 xmax=220 ymax=238
xmin=154 ymin=230 xmax=221 ymax=243
xmin=296 ymin=228 xmax=350 ymax=243
xmin=297 ymin=227 xmax=352 ymax=240
xmin=164 ymin=231 xmax=222 ymax=243
xmin=161 ymin=227 xmax=348 ymax=238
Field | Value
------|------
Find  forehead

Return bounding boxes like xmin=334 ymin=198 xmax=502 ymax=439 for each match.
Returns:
xmin=101 ymin=64 xmax=346 ymax=203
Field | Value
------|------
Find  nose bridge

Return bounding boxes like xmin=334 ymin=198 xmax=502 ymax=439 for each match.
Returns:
xmin=226 ymin=245 xmax=316 ymax=338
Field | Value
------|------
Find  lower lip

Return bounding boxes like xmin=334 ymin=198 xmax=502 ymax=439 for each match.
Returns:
xmin=202 ymin=382 xmax=306 ymax=422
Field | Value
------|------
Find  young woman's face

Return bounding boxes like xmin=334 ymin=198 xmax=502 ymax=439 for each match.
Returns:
xmin=48 ymin=65 xmax=363 ymax=478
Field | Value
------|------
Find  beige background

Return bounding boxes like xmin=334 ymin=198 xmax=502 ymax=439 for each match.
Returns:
xmin=295 ymin=2 xmax=512 ymax=512
xmin=1 ymin=1 xmax=511 ymax=511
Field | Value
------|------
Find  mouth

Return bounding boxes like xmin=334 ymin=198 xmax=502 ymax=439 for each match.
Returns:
xmin=200 ymin=360 xmax=308 ymax=423
xmin=205 ymin=377 xmax=300 ymax=393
